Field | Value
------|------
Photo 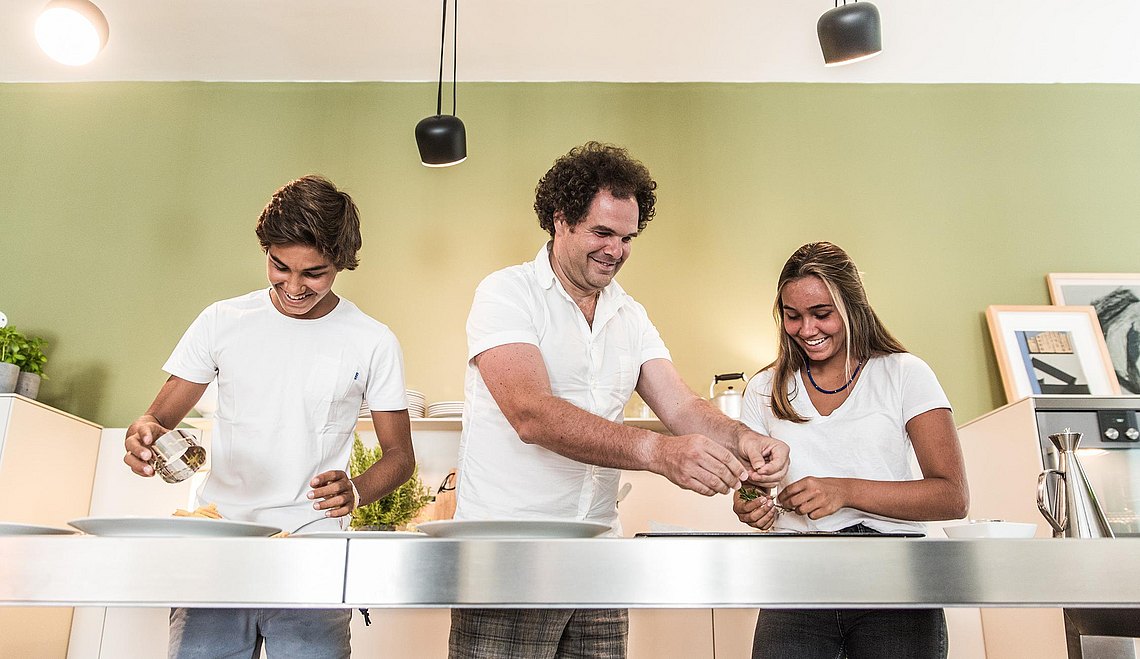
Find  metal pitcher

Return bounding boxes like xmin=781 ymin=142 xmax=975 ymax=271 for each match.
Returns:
xmin=710 ymin=372 xmax=747 ymax=419
xmin=1036 ymin=430 xmax=1115 ymax=538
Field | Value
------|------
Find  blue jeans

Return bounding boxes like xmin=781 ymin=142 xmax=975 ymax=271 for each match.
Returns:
xmin=752 ymin=608 xmax=947 ymax=659
xmin=169 ymin=607 xmax=352 ymax=659
xmin=752 ymin=524 xmax=947 ymax=659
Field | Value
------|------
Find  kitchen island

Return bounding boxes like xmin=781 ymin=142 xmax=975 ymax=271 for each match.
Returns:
xmin=2 ymin=536 xmax=1136 ymax=608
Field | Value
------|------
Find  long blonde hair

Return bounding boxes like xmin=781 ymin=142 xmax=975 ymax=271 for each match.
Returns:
xmin=767 ymin=242 xmax=906 ymax=422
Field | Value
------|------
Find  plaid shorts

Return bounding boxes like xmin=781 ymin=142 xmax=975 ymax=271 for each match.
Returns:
xmin=449 ymin=608 xmax=628 ymax=659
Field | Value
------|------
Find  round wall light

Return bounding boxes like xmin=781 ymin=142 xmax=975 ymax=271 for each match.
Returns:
xmin=35 ymin=0 xmax=109 ymax=66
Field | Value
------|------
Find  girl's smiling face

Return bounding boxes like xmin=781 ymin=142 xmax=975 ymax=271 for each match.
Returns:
xmin=780 ymin=275 xmax=847 ymax=366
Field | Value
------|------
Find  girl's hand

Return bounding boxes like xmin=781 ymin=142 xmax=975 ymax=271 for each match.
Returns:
xmin=778 ymin=477 xmax=848 ymax=519
xmin=733 ymin=486 xmax=779 ymax=529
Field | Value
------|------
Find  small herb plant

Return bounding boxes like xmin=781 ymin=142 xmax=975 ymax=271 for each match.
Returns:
xmin=0 ymin=327 xmax=25 ymax=366
xmin=348 ymin=433 xmax=432 ymax=529
xmin=16 ymin=335 xmax=48 ymax=377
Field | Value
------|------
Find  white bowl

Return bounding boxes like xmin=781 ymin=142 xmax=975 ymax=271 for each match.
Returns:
xmin=943 ymin=521 xmax=1038 ymax=539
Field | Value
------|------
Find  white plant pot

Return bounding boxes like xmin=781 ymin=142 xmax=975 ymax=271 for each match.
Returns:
xmin=0 ymin=363 xmax=18 ymax=394
xmin=15 ymin=372 xmax=41 ymax=399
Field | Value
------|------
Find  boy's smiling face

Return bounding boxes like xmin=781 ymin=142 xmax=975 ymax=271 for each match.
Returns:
xmin=266 ymin=243 xmax=340 ymax=319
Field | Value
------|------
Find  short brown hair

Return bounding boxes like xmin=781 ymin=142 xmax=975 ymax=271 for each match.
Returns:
xmin=255 ymin=175 xmax=362 ymax=271
xmin=533 ymin=142 xmax=657 ymax=237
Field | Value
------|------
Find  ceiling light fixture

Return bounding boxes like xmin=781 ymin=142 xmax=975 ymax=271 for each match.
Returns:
xmin=34 ymin=0 xmax=109 ymax=66
xmin=817 ymin=0 xmax=882 ymax=67
xmin=415 ymin=0 xmax=466 ymax=167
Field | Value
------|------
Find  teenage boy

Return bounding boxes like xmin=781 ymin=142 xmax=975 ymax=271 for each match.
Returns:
xmin=124 ymin=175 xmax=414 ymax=659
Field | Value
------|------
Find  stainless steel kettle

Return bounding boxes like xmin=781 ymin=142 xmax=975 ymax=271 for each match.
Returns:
xmin=1036 ymin=430 xmax=1115 ymax=538
xmin=709 ymin=372 xmax=747 ymax=419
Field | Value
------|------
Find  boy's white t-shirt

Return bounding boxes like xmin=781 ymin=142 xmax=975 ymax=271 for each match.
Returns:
xmin=740 ymin=352 xmax=951 ymax=534
xmin=163 ymin=288 xmax=407 ymax=533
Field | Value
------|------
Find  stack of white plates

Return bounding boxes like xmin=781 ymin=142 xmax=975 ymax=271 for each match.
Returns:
xmin=358 ymin=391 xmax=428 ymax=418
xmin=407 ymin=390 xmax=427 ymax=418
xmin=426 ymin=400 xmax=464 ymax=418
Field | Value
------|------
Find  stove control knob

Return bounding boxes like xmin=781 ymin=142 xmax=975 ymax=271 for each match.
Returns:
xmin=1127 ymin=427 xmax=1140 ymax=441
xmin=1105 ymin=427 xmax=1120 ymax=440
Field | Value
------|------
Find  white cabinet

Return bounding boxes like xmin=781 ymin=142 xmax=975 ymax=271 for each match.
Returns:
xmin=0 ymin=394 xmax=101 ymax=659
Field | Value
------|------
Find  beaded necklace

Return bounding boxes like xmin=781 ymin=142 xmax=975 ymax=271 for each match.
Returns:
xmin=805 ymin=359 xmax=864 ymax=395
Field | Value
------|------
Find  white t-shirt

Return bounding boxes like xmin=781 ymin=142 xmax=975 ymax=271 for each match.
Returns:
xmin=739 ymin=352 xmax=951 ymax=534
xmin=163 ymin=289 xmax=407 ymax=533
xmin=455 ymin=243 xmax=671 ymax=532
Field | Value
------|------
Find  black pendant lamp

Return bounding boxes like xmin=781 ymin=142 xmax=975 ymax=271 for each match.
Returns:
xmin=817 ymin=0 xmax=882 ymax=67
xmin=415 ymin=0 xmax=467 ymax=167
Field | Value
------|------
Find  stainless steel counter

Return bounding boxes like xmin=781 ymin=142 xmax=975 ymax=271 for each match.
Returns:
xmin=0 ymin=537 xmax=347 ymax=607
xmin=3 ymin=536 xmax=1138 ymax=608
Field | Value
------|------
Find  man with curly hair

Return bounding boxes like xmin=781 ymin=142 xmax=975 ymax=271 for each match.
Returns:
xmin=450 ymin=142 xmax=790 ymax=658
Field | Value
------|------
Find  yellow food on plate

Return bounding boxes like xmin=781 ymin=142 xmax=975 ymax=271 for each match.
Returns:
xmin=173 ymin=502 xmax=223 ymax=519
xmin=172 ymin=502 xmax=289 ymax=538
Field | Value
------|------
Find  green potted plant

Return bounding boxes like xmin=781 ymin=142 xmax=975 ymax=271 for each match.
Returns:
xmin=348 ymin=434 xmax=432 ymax=530
xmin=14 ymin=334 xmax=48 ymax=400
xmin=0 ymin=326 xmax=25 ymax=395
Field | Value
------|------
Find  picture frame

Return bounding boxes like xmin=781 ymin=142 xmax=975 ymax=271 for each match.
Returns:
xmin=1046 ymin=273 xmax=1140 ymax=395
xmin=985 ymin=305 xmax=1121 ymax=402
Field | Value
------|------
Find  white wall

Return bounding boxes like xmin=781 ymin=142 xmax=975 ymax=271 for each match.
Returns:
xmin=3 ymin=0 xmax=1139 ymax=83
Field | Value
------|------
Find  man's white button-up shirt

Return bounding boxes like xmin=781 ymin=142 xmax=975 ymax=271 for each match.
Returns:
xmin=454 ymin=243 xmax=671 ymax=532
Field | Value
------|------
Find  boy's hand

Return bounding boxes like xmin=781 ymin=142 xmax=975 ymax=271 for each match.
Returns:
xmin=309 ymin=470 xmax=356 ymax=518
xmin=124 ymin=415 xmax=167 ymax=477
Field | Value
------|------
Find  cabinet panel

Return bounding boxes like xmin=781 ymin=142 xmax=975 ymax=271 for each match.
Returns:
xmin=0 ymin=395 xmax=101 ymax=527
xmin=0 ymin=395 xmax=101 ymax=659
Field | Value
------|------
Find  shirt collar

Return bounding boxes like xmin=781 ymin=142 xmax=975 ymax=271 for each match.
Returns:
xmin=534 ymin=241 xmax=557 ymax=290
xmin=532 ymin=242 xmax=627 ymax=312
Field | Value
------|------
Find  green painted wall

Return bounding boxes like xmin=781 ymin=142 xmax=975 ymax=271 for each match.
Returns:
xmin=2 ymin=82 xmax=1139 ymax=427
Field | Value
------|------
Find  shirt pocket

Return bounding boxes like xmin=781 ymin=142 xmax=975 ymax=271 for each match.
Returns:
xmin=304 ymin=351 xmax=365 ymax=435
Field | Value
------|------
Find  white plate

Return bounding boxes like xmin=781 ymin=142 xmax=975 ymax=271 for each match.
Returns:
xmin=294 ymin=530 xmax=426 ymax=539
xmin=0 ymin=522 xmax=76 ymax=536
xmin=416 ymin=520 xmax=611 ymax=539
xmin=68 ymin=516 xmax=282 ymax=538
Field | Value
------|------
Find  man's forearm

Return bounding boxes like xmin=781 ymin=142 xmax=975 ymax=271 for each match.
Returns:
xmin=513 ymin=395 xmax=664 ymax=471
xmin=659 ymin=395 xmax=749 ymax=458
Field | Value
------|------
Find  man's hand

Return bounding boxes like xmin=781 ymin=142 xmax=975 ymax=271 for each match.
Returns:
xmin=309 ymin=470 xmax=357 ymax=519
xmin=778 ymin=477 xmax=847 ymax=520
xmin=650 ymin=434 xmax=749 ymax=496
xmin=124 ymin=415 xmax=167 ymax=477
xmin=738 ymin=432 xmax=789 ymax=486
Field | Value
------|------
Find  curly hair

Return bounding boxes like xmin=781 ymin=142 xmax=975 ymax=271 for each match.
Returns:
xmin=533 ymin=142 xmax=657 ymax=237
xmin=255 ymin=175 xmax=362 ymax=271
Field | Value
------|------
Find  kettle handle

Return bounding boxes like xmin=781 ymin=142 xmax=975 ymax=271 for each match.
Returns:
xmin=1036 ymin=469 xmax=1067 ymax=533
xmin=710 ymin=372 xmax=747 ymax=398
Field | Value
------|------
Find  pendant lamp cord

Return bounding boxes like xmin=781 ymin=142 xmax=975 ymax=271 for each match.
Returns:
xmin=434 ymin=0 xmax=447 ymax=116
xmin=434 ymin=0 xmax=459 ymax=117
xmin=452 ymin=0 xmax=459 ymax=116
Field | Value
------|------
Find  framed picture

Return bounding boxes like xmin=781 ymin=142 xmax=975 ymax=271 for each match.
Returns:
xmin=986 ymin=305 xmax=1121 ymax=402
xmin=1047 ymin=273 xmax=1140 ymax=394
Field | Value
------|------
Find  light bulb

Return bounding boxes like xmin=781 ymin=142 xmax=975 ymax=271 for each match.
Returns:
xmin=35 ymin=0 xmax=109 ymax=66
